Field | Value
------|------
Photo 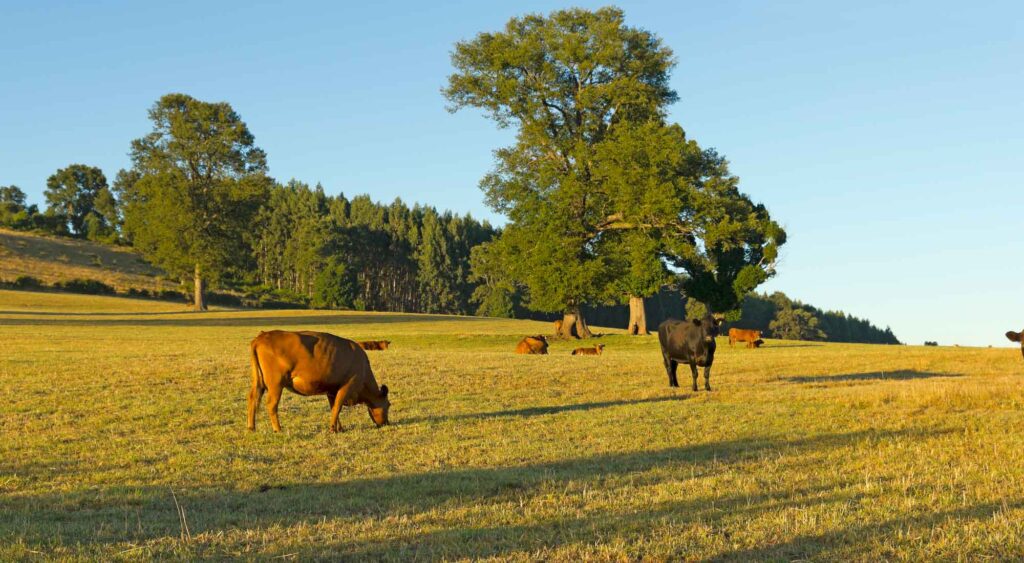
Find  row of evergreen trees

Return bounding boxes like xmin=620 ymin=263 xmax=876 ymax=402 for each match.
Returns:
xmin=250 ymin=181 xmax=495 ymax=314
xmin=2 ymin=174 xmax=898 ymax=343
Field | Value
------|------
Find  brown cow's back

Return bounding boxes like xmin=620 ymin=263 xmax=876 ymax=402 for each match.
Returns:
xmin=515 ymin=336 xmax=548 ymax=355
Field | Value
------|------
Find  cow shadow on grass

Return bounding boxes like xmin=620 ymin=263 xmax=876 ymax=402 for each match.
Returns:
xmin=780 ymin=370 xmax=964 ymax=384
xmin=1 ymin=426 xmax=956 ymax=559
xmin=401 ymin=395 xmax=688 ymax=424
xmin=0 ymin=312 xmax=492 ymax=328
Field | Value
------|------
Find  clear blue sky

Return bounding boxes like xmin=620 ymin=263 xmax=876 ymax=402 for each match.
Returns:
xmin=1 ymin=1 xmax=1021 ymax=347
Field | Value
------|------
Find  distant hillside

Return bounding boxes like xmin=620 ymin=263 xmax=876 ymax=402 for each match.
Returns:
xmin=0 ymin=228 xmax=169 ymax=292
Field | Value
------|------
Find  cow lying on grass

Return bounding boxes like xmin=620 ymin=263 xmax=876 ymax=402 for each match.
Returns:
xmin=1007 ymin=330 xmax=1024 ymax=359
xmin=572 ymin=344 xmax=604 ymax=356
xmin=357 ymin=340 xmax=391 ymax=351
xmin=249 ymin=330 xmax=390 ymax=432
xmin=515 ymin=335 xmax=549 ymax=354
xmin=729 ymin=328 xmax=763 ymax=348
xmin=658 ymin=313 xmax=723 ymax=391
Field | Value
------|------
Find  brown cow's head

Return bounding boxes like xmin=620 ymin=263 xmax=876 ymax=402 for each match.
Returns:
xmin=381 ymin=341 xmax=391 ymax=350
xmin=368 ymin=384 xmax=390 ymax=427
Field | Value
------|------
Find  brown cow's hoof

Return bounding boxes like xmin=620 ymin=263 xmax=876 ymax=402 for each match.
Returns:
xmin=705 ymin=386 xmax=712 ymax=391
xmin=691 ymin=385 xmax=698 ymax=392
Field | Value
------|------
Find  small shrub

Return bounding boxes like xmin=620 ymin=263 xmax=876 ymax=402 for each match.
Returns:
xmin=126 ymin=288 xmax=151 ymax=298
xmin=924 ymin=341 xmax=938 ymax=347
xmin=207 ymin=292 xmax=242 ymax=307
xmin=156 ymin=290 xmax=186 ymax=302
xmin=13 ymin=276 xmax=44 ymax=289
xmin=54 ymin=278 xmax=115 ymax=295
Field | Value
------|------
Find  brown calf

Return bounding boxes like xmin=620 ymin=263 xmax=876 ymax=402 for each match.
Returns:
xmin=516 ymin=336 xmax=549 ymax=355
xmin=249 ymin=330 xmax=390 ymax=433
xmin=572 ymin=344 xmax=605 ymax=356
xmin=357 ymin=340 xmax=391 ymax=351
xmin=1007 ymin=330 xmax=1024 ymax=359
xmin=728 ymin=328 xmax=763 ymax=348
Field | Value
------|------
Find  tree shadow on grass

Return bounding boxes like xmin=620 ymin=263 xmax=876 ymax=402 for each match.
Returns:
xmin=780 ymin=370 xmax=964 ymax=384
xmin=401 ymin=395 xmax=689 ymax=424
xmin=0 ymin=426 xmax=955 ymax=558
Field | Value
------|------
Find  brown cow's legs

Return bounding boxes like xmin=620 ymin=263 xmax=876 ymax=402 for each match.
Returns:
xmin=266 ymin=386 xmax=283 ymax=432
xmin=329 ymin=386 xmax=354 ymax=433
xmin=689 ymin=363 xmax=699 ymax=392
xmin=247 ymin=385 xmax=265 ymax=430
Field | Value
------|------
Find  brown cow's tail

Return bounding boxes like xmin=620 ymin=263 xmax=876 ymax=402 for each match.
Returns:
xmin=250 ymin=342 xmax=266 ymax=391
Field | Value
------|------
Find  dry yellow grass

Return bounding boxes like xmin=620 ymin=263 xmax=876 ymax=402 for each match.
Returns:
xmin=0 ymin=229 xmax=167 ymax=292
xmin=1 ymin=289 xmax=1023 ymax=561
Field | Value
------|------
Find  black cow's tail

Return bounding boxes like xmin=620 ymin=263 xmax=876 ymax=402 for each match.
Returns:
xmin=250 ymin=342 xmax=266 ymax=391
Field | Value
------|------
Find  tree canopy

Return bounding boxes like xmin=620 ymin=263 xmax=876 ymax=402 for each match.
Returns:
xmin=122 ymin=93 xmax=271 ymax=310
xmin=44 ymin=164 xmax=116 ymax=240
xmin=447 ymin=7 xmax=784 ymax=335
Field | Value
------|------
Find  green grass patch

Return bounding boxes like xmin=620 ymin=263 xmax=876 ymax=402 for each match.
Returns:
xmin=2 ymin=291 xmax=1023 ymax=560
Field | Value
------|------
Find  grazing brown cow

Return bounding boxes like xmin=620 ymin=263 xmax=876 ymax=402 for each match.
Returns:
xmin=728 ymin=328 xmax=762 ymax=348
xmin=553 ymin=319 xmax=564 ymax=336
xmin=357 ymin=340 xmax=391 ymax=351
xmin=515 ymin=335 xmax=549 ymax=355
xmin=1007 ymin=330 xmax=1024 ymax=359
xmin=249 ymin=330 xmax=390 ymax=433
xmin=572 ymin=344 xmax=605 ymax=356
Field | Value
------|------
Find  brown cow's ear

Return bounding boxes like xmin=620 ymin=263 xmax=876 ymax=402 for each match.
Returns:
xmin=1008 ymin=331 xmax=1022 ymax=343
xmin=380 ymin=384 xmax=389 ymax=398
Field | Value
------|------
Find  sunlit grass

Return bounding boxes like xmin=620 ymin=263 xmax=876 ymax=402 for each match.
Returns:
xmin=1 ymin=290 xmax=1022 ymax=561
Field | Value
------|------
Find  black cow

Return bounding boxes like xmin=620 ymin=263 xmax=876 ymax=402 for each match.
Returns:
xmin=658 ymin=313 xmax=724 ymax=390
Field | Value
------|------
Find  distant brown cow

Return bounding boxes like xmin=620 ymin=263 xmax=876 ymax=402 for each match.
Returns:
xmin=553 ymin=319 xmax=564 ymax=335
xmin=1007 ymin=330 xmax=1024 ymax=359
xmin=249 ymin=330 xmax=390 ymax=432
xmin=729 ymin=328 xmax=763 ymax=348
xmin=516 ymin=335 xmax=549 ymax=355
xmin=572 ymin=344 xmax=605 ymax=356
xmin=357 ymin=340 xmax=391 ymax=351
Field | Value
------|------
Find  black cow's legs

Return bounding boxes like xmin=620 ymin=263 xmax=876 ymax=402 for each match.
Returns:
xmin=703 ymin=366 xmax=712 ymax=391
xmin=689 ymin=363 xmax=699 ymax=392
xmin=664 ymin=355 xmax=679 ymax=387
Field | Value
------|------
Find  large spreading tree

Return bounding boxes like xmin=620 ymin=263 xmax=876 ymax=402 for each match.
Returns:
xmin=445 ymin=7 xmax=677 ymax=337
xmin=122 ymin=93 xmax=271 ymax=310
xmin=447 ymin=7 xmax=784 ymax=336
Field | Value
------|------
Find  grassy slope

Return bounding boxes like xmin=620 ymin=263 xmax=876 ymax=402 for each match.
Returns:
xmin=0 ymin=229 xmax=165 ymax=291
xmin=1 ymin=289 xmax=1023 ymax=561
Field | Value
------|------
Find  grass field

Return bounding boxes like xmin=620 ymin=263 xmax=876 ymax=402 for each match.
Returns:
xmin=2 ymin=289 xmax=1023 ymax=561
xmin=0 ymin=229 xmax=165 ymax=291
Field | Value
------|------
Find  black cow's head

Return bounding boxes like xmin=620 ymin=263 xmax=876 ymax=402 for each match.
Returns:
xmin=694 ymin=313 xmax=725 ymax=344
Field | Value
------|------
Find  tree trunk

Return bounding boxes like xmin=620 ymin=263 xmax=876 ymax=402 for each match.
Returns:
xmin=559 ymin=305 xmax=594 ymax=339
xmin=193 ymin=263 xmax=207 ymax=312
xmin=627 ymin=294 xmax=649 ymax=335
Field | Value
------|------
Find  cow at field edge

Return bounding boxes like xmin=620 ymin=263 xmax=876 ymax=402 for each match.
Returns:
xmin=1007 ymin=330 xmax=1024 ymax=359
xmin=658 ymin=313 xmax=724 ymax=390
xmin=572 ymin=344 xmax=604 ymax=355
xmin=516 ymin=335 xmax=549 ymax=354
xmin=358 ymin=340 xmax=391 ymax=351
xmin=729 ymin=328 xmax=762 ymax=348
xmin=249 ymin=330 xmax=390 ymax=432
